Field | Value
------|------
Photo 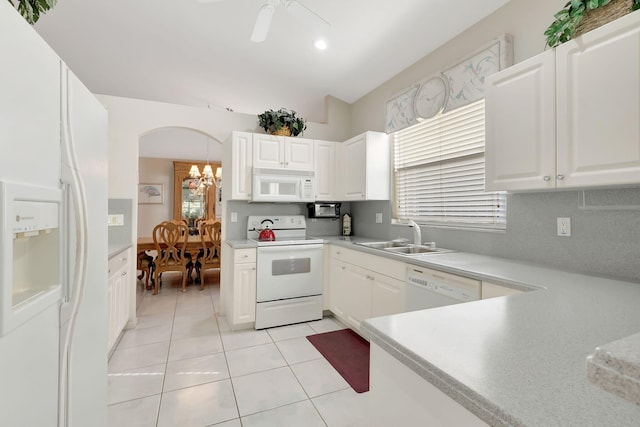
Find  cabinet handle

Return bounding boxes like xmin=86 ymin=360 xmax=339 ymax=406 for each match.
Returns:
xmin=340 ymin=266 xmax=346 ymax=270
xmin=556 ymin=174 xmax=565 ymax=180
xmin=543 ymin=176 xmax=551 ymax=181
xmin=336 ymin=251 xmax=341 ymax=255
xmin=367 ymin=275 xmax=374 ymax=280
xmin=285 ymin=162 xmax=289 ymax=166
xmin=121 ymin=271 xmax=127 ymax=276
xmin=432 ymin=273 xmax=446 ymax=281
xmin=122 ymin=257 xmax=128 ymax=261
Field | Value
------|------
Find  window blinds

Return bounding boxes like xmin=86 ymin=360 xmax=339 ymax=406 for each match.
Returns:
xmin=393 ymin=99 xmax=506 ymax=228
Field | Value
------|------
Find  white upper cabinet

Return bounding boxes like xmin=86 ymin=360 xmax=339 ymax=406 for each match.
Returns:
xmin=485 ymin=11 xmax=640 ymax=191
xmin=314 ymin=140 xmax=338 ymax=200
xmin=226 ymin=131 xmax=253 ymax=200
xmin=556 ymin=11 xmax=640 ymax=188
xmin=485 ymin=50 xmax=556 ymax=191
xmin=253 ymin=134 xmax=314 ymax=170
xmin=341 ymin=131 xmax=390 ymax=201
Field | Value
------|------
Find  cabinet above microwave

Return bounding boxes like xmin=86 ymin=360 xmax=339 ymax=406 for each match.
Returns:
xmin=224 ymin=131 xmax=390 ymax=202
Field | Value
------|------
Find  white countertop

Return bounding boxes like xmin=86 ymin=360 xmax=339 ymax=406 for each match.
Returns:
xmin=320 ymin=237 xmax=640 ymax=426
xmin=108 ymin=242 xmax=132 ymax=259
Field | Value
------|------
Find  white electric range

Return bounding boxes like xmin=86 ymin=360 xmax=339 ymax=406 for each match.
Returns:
xmin=247 ymin=215 xmax=324 ymax=329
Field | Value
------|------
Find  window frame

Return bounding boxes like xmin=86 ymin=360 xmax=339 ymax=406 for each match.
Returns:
xmin=391 ymin=99 xmax=506 ymax=231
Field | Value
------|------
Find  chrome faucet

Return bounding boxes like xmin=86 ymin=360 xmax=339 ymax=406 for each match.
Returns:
xmin=405 ymin=219 xmax=421 ymax=246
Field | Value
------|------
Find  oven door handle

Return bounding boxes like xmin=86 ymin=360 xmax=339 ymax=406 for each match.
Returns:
xmin=257 ymin=244 xmax=323 ymax=254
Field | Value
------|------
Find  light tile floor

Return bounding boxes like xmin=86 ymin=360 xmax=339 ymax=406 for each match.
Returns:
xmin=108 ymin=272 xmax=371 ymax=427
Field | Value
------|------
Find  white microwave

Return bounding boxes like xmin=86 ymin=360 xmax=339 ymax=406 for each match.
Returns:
xmin=252 ymin=168 xmax=315 ymax=202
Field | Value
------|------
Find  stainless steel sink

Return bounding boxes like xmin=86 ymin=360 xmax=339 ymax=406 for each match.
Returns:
xmin=356 ymin=241 xmax=409 ymax=249
xmin=355 ymin=241 xmax=454 ymax=256
xmin=384 ymin=245 xmax=448 ymax=254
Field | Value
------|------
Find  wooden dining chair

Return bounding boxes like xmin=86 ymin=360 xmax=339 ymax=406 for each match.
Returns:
xmin=196 ymin=220 xmax=222 ymax=290
xmin=152 ymin=220 xmax=189 ymax=294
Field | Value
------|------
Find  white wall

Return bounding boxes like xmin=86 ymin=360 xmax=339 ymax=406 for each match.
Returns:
xmin=137 ymin=158 xmax=174 ymax=237
xmin=350 ymin=0 xmax=565 ymax=134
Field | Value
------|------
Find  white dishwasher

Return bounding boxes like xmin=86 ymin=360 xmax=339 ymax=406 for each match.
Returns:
xmin=406 ymin=265 xmax=481 ymax=311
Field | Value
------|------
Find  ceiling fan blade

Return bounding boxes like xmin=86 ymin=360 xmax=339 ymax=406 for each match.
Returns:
xmin=250 ymin=4 xmax=275 ymax=43
xmin=284 ymin=0 xmax=330 ymax=28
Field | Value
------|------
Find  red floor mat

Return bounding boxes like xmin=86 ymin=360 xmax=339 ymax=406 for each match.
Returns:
xmin=307 ymin=329 xmax=370 ymax=393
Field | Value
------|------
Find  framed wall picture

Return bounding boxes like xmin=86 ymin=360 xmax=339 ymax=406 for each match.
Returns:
xmin=138 ymin=183 xmax=163 ymax=204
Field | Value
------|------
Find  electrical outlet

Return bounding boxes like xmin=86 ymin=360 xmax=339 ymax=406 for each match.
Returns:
xmin=557 ymin=217 xmax=571 ymax=237
xmin=375 ymin=213 xmax=383 ymax=223
xmin=231 ymin=212 xmax=238 ymax=223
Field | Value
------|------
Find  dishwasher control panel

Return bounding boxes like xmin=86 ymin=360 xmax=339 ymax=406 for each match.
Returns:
xmin=407 ymin=266 xmax=481 ymax=303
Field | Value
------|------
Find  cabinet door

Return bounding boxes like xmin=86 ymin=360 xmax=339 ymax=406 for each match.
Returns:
xmin=231 ymin=132 xmax=253 ymax=200
xmin=343 ymin=135 xmax=367 ymax=200
xmin=342 ymin=264 xmax=372 ymax=329
xmin=253 ymin=134 xmax=284 ymax=168
xmin=233 ymin=262 xmax=257 ymax=324
xmin=371 ymin=274 xmax=406 ymax=317
xmin=329 ymin=260 xmax=348 ymax=319
xmin=315 ymin=140 xmax=337 ymax=200
xmin=284 ymin=137 xmax=314 ymax=170
xmin=107 ymin=280 xmax=115 ymax=350
xmin=485 ymin=50 xmax=556 ymax=191
xmin=556 ymin=12 xmax=640 ymax=188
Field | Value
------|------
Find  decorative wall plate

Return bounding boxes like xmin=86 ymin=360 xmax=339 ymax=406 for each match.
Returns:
xmin=414 ymin=76 xmax=448 ymax=119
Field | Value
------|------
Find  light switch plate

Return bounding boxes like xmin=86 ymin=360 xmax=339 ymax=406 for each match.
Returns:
xmin=231 ymin=212 xmax=238 ymax=223
xmin=375 ymin=213 xmax=383 ymax=223
xmin=107 ymin=214 xmax=124 ymax=226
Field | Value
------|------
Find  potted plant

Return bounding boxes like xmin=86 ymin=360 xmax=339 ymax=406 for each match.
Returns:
xmin=257 ymin=108 xmax=307 ymax=137
xmin=545 ymin=0 xmax=640 ymax=48
xmin=8 ymin=0 xmax=57 ymax=24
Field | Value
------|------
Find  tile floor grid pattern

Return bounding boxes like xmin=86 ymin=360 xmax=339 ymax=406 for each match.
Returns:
xmin=108 ymin=274 xmax=370 ymax=427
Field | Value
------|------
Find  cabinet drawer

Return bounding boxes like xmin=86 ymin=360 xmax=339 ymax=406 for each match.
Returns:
xmin=331 ymin=245 xmax=405 ymax=280
xmin=234 ymin=248 xmax=256 ymax=264
xmin=109 ymin=248 xmax=130 ymax=278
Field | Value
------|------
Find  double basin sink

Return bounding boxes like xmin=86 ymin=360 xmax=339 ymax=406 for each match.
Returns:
xmin=355 ymin=240 xmax=454 ymax=257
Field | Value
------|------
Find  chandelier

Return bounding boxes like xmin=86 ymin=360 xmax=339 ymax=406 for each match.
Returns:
xmin=189 ymin=164 xmax=222 ymax=190
xmin=188 ymin=134 xmax=222 ymax=198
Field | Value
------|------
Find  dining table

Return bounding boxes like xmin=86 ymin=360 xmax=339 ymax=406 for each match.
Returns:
xmin=136 ymin=235 xmax=213 ymax=253
xmin=136 ymin=235 xmax=219 ymax=291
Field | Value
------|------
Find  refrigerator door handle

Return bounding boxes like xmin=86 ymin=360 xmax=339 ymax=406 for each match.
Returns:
xmin=58 ymin=65 xmax=90 ymax=427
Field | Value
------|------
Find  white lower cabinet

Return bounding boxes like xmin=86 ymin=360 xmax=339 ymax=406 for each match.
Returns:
xmin=329 ymin=246 xmax=405 ymax=331
xmin=223 ymin=244 xmax=257 ymax=330
xmin=108 ymin=247 xmax=131 ymax=352
xmin=371 ymin=274 xmax=406 ymax=318
xmin=370 ymin=343 xmax=488 ymax=426
xmin=481 ymin=281 xmax=522 ymax=299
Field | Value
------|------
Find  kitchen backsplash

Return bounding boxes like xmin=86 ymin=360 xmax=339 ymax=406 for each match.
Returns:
xmin=223 ymin=188 xmax=639 ymax=282
xmin=108 ymin=198 xmax=133 ymax=246
xmin=225 ymin=200 xmax=348 ymax=239
xmin=351 ymin=188 xmax=640 ymax=283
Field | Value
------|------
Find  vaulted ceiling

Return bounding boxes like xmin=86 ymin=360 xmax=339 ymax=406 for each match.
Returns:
xmin=34 ymin=0 xmax=511 ymax=122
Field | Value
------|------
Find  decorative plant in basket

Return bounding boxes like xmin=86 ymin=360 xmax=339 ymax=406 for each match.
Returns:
xmin=545 ymin=0 xmax=640 ymax=48
xmin=257 ymin=108 xmax=307 ymax=137
xmin=8 ymin=0 xmax=57 ymax=24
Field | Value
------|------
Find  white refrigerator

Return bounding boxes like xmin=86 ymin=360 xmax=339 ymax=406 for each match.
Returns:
xmin=0 ymin=3 xmax=109 ymax=426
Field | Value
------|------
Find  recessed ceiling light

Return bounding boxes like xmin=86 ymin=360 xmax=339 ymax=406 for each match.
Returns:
xmin=314 ymin=39 xmax=327 ymax=50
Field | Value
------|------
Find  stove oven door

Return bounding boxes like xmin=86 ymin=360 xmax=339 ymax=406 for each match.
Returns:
xmin=256 ymin=244 xmax=323 ymax=302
